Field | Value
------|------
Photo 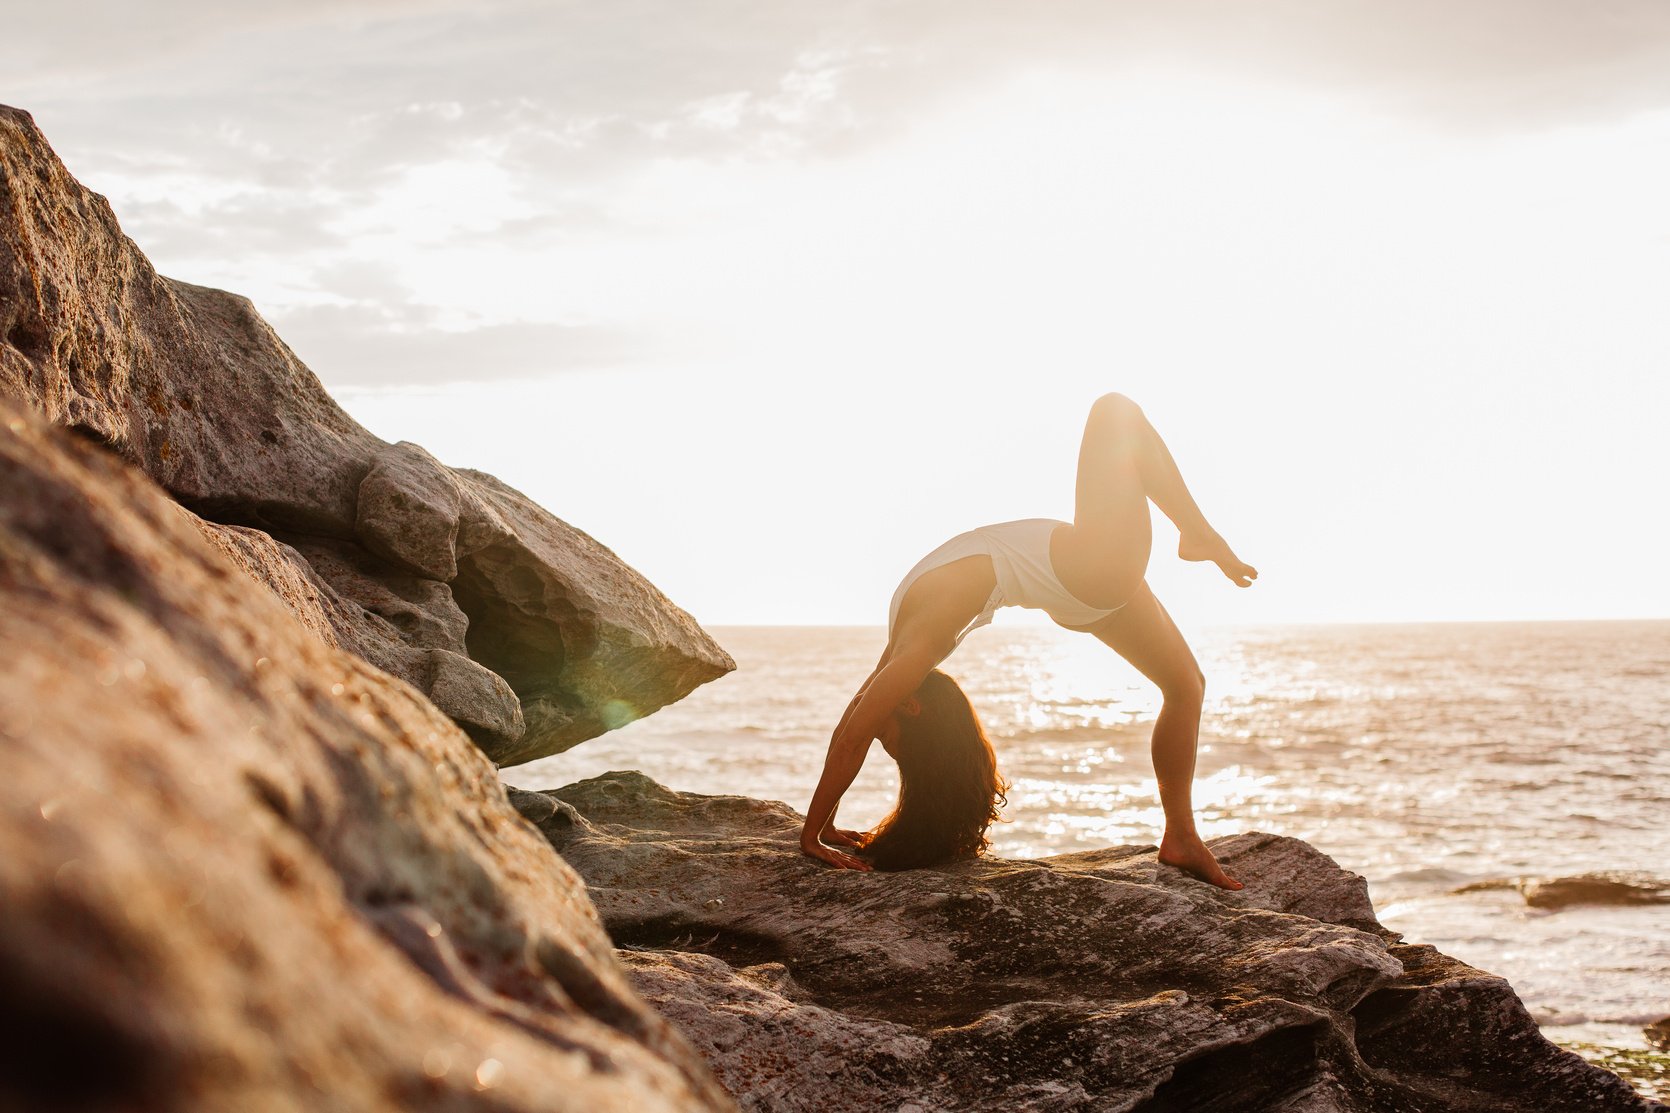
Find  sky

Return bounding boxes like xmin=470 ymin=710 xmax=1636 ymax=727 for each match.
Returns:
xmin=7 ymin=1 xmax=1670 ymax=628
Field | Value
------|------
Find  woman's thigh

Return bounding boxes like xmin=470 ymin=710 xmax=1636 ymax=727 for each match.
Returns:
xmin=1071 ymin=394 xmax=1153 ymax=548
xmin=1053 ymin=398 xmax=1153 ymax=606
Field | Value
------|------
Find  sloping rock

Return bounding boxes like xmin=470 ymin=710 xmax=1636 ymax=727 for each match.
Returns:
xmin=511 ymin=773 xmax=1662 ymax=1113
xmin=0 ymin=103 xmax=733 ymax=763
xmin=0 ymin=400 xmax=734 ymax=1112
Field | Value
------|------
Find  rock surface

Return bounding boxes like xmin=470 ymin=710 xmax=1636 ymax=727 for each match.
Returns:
xmin=193 ymin=520 xmax=527 ymax=749
xmin=512 ymin=773 xmax=1663 ymax=1113
xmin=0 ymin=400 xmax=734 ymax=1112
xmin=0 ymin=103 xmax=733 ymax=764
xmin=1516 ymin=873 xmax=1670 ymax=911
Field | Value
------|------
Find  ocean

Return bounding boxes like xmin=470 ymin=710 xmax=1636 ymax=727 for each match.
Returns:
xmin=515 ymin=620 xmax=1670 ymax=1097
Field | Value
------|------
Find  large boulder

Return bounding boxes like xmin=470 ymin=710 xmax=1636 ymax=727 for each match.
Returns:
xmin=0 ymin=399 xmax=734 ymax=1112
xmin=0 ymin=104 xmax=733 ymax=764
xmin=511 ymin=772 xmax=1662 ymax=1113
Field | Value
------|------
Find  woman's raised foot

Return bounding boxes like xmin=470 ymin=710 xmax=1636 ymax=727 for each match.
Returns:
xmin=1178 ymin=529 xmax=1258 ymax=588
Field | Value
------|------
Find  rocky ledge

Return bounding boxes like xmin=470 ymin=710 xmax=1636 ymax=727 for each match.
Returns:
xmin=0 ymin=401 xmax=731 ymax=1111
xmin=0 ymin=103 xmax=732 ymax=765
xmin=510 ymin=773 xmax=1662 ymax=1113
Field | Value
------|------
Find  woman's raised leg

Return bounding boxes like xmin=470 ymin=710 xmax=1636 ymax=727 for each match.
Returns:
xmin=1065 ymin=581 xmax=1242 ymax=890
xmin=1069 ymin=393 xmax=1257 ymax=590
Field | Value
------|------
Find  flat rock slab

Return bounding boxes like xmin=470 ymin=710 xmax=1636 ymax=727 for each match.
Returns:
xmin=0 ymin=402 xmax=733 ymax=1112
xmin=0 ymin=103 xmax=732 ymax=763
xmin=512 ymin=772 xmax=1662 ymax=1113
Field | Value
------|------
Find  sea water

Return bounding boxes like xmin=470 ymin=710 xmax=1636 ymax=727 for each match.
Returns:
xmin=516 ymin=620 xmax=1670 ymax=1095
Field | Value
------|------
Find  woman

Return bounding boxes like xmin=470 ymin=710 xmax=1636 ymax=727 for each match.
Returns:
xmin=800 ymin=392 xmax=1257 ymax=889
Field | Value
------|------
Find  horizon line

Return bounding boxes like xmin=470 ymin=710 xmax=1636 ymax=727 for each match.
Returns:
xmin=701 ymin=614 xmax=1670 ymax=630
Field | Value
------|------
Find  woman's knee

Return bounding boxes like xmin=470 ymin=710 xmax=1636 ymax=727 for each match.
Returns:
xmin=1089 ymin=392 xmax=1143 ymax=425
xmin=1161 ymin=667 xmax=1206 ymax=708
xmin=1087 ymin=393 xmax=1147 ymax=442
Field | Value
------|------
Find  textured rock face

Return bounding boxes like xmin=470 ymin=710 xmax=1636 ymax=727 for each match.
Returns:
xmin=0 ymin=401 xmax=733 ymax=1112
xmin=0 ymin=104 xmax=733 ymax=764
xmin=513 ymin=773 xmax=1662 ymax=1113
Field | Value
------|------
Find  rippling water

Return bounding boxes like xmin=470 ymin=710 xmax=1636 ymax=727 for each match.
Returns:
xmin=517 ymin=620 xmax=1670 ymax=1092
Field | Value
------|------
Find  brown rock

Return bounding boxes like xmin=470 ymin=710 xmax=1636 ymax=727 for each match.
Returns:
xmin=1515 ymin=872 xmax=1670 ymax=910
xmin=512 ymin=773 xmax=1661 ymax=1113
xmin=194 ymin=519 xmax=363 ymax=653
xmin=195 ymin=521 xmax=525 ymax=751
xmin=357 ymin=440 xmax=464 ymax=581
xmin=0 ymin=103 xmax=733 ymax=763
xmin=449 ymin=467 xmax=732 ymax=763
xmin=0 ymin=400 xmax=733 ymax=1112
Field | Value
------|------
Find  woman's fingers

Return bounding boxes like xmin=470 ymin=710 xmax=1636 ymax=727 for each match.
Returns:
xmin=802 ymin=842 xmax=873 ymax=871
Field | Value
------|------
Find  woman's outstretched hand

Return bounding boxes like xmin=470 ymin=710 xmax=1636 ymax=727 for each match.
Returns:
xmin=801 ymin=837 xmax=873 ymax=871
xmin=823 ymin=827 xmax=864 ymax=849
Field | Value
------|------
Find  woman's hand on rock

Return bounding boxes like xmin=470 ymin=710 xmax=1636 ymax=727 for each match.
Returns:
xmin=801 ymin=838 xmax=872 ymax=871
xmin=823 ymin=827 xmax=863 ymax=849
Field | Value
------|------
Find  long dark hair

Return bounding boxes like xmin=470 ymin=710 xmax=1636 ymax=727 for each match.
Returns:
xmin=858 ymin=669 xmax=1007 ymax=871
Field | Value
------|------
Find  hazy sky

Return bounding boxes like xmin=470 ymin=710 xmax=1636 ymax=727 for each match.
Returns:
xmin=8 ymin=2 xmax=1670 ymax=627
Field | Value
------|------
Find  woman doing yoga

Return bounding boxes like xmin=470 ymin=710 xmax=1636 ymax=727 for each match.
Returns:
xmin=800 ymin=393 xmax=1258 ymax=889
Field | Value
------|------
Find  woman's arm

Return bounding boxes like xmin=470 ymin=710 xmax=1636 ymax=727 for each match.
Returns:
xmin=801 ymin=645 xmax=940 ymax=869
xmin=817 ymin=644 xmax=891 ymax=841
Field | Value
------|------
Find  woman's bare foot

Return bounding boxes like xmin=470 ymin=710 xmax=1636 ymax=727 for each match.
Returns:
xmin=1159 ymin=831 xmax=1243 ymax=890
xmin=1178 ymin=529 xmax=1258 ymax=588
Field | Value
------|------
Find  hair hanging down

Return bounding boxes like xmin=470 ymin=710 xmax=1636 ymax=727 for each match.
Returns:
xmin=858 ymin=669 xmax=1008 ymax=871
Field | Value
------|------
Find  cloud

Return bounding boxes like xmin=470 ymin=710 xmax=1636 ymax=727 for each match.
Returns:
xmin=21 ymin=2 xmax=1670 ymax=176
xmin=271 ymin=302 xmax=662 ymax=386
xmin=10 ymin=1 xmax=1670 ymax=386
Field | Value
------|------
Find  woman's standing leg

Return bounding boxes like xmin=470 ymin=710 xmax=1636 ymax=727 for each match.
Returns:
xmin=1065 ymin=581 xmax=1242 ymax=890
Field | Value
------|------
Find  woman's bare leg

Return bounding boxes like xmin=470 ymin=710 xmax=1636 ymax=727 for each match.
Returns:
xmin=1071 ymin=393 xmax=1257 ymax=589
xmin=1065 ymin=581 xmax=1242 ymax=890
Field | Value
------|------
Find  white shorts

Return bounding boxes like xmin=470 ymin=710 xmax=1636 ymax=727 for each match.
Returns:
xmin=887 ymin=518 xmax=1127 ymax=647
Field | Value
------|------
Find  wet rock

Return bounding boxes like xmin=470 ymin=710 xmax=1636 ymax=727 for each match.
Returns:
xmin=1516 ymin=873 xmax=1670 ymax=911
xmin=515 ymin=771 xmax=1661 ymax=1113
xmin=0 ymin=402 xmax=733 ymax=1112
xmin=1649 ymin=1017 xmax=1670 ymax=1052
xmin=0 ymin=103 xmax=733 ymax=763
